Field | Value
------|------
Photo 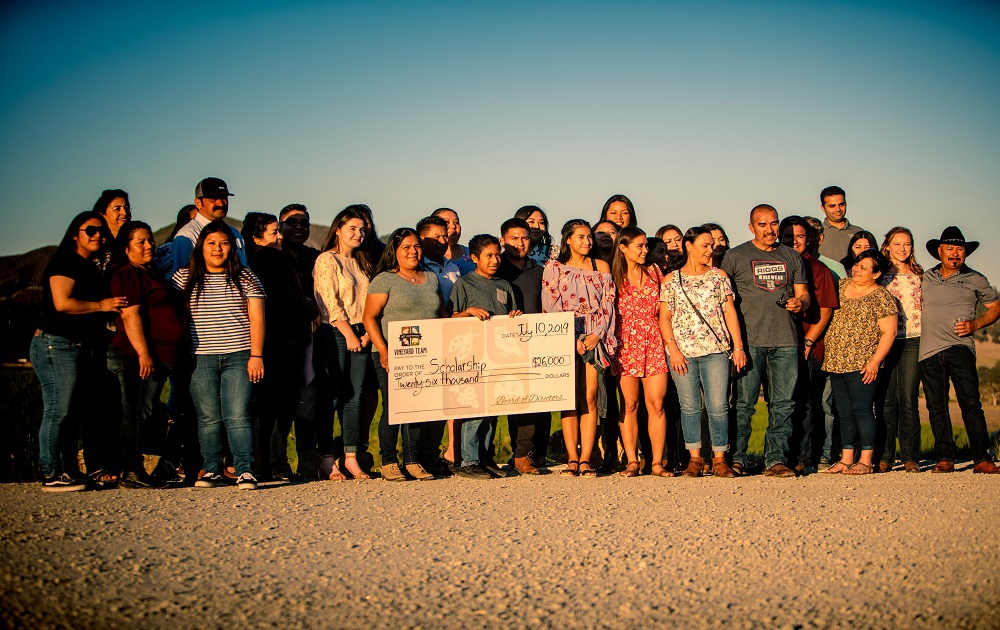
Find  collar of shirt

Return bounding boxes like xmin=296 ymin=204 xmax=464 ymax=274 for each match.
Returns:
xmin=822 ymin=217 xmax=854 ymax=231
xmin=422 ymin=256 xmax=460 ymax=274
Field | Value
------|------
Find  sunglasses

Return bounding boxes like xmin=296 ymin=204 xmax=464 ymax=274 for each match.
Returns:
xmin=80 ymin=225 xmax=103 ymax=237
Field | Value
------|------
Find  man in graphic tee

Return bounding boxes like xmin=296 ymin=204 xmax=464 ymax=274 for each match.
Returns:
xmin=722 ymin=205 xmax=810 ymax=477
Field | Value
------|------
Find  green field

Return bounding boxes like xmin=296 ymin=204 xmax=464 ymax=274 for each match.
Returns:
xmin=3 ymin=366 xmax=973 ymax=480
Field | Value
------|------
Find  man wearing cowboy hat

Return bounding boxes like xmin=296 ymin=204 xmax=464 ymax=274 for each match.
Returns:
xmin=919 ymin=226 xmax=1000 ymax=474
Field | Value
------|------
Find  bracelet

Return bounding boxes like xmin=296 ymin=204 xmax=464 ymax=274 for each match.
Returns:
xmin=733 ymin=348 xmax=745 ymax=353
xmin=663 ymin=338 xmax=675 ymax=344
xmin=250 ymin=355 xmax=263 ymax=358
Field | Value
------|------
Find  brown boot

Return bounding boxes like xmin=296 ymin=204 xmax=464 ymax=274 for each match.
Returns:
xmin=712 ymin=457 xmax=736 ymax=478
xmin=514 ymin=457 xmax=539 ymax=475
xmin=682 ymin=457 xmax=704 ymax=477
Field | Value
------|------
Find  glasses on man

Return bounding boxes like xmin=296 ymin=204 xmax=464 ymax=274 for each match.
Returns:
xmin=282 ymin=218 xmax=310 ymax=227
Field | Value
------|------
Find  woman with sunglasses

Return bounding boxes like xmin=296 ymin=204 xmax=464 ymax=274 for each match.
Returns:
xmin=32 ymin=212 xmax=126 ymax=491
xmin=171 ymin=220 xmax=266 ymax=490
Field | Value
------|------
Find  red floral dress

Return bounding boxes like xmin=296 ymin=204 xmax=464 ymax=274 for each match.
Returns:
xmin=613 ymin=265 xmax=667 ymax=377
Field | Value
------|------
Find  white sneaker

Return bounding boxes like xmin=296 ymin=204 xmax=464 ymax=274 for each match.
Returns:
xmin=236 ymin=472 xmax=258 ymax=490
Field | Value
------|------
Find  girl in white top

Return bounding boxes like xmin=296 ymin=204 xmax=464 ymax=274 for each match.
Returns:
xmin=313 ymin=207 xmax=375 ymax=480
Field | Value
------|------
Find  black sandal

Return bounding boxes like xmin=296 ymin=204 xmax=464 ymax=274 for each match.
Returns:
xmin=578 ymin=463 xmax=598 ymax=477
xmin=561 ymin=460 xmax=579 ymax=476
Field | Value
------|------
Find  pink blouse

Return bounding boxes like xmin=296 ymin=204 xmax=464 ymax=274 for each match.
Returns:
xmin=541 ymin=259 xmax=618 ymax=367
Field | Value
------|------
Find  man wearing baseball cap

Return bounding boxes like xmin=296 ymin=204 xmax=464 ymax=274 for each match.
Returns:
xmin=170 ymin=177 xmax=247 ymax=275
xmin=919 ymin=226 xmax=1000 ymax=473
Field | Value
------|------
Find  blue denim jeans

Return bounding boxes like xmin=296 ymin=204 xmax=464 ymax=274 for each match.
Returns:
xmin=188 ymin=351 xmax=254 ymax=475
xmin=460 ymin=417 xmax=497 ymax=466
xmin=734 ymin=346 xmax=797 ymax=468
xmin=107 ymin=346 xmax=171 ymax=472
xmin=920 ymin=346 xmax=992 ymax=463
xmin=670 ymin=352 xmax=731 ymax=451
xmin=830 ymin=371 xmax=877 ymax=451
xmin=877 ymin=338 xmax=921 ymax=463
xmin=373 ymin=353 xmax=421 ymax=466
xmin=819 ymin=373 xmax=837 ymax=461
xmin=31 ymin=333 xmax=85 ymax=478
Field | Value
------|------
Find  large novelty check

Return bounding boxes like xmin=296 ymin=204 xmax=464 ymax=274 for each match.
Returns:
xmin=386 ymin=312 xmax=576 ymax=425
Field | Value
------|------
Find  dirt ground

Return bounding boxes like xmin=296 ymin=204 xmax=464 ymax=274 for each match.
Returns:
xmin=1 ymin=466 xmax=997 ymax=629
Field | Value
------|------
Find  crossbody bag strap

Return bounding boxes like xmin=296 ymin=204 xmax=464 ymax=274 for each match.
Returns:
xmin=677 ymin=271 xmax=731 ymax=355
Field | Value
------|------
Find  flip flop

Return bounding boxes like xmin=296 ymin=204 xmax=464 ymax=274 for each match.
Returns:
xmin=561 ymin=460 xmax=579 ymax=477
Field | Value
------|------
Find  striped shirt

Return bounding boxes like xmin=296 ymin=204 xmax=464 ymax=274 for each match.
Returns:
xmin=171 ymin=268 xmax=265 ymax=354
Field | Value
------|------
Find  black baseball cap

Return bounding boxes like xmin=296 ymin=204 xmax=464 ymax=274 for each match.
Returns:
xmin=195 ymin=177 xmax=234 ymax=199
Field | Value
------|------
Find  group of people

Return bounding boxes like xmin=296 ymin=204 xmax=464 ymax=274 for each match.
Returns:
xmin=32 ymin=179 xmax=1000 ymax=492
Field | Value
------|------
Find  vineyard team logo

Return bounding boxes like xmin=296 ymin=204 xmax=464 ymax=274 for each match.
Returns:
xmin=399 ymin=326 xmax=422 ymax=347
xmin=751 ymin=260 xmax=788 ymax=292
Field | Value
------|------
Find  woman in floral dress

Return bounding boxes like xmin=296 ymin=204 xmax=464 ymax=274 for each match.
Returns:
xmin=610 ymin=227 xmax=669 ymax=477
xmin=659 ymin=226 xmax=745 ymax=478
xmin=542 ymin=220 xmax=618 ymax=477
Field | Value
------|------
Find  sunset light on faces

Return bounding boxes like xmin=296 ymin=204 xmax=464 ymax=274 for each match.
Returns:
xmin=103 ymin=197 xmax=130 ymax=236
xmin=195 ymin=197 xmax=228 ymax=221
xmin=662 ymin=229 xmax=682 ymax=252
xmin=749 ymin=209 xmax=779 ymax=248
xmin=335 ymin=218 xmax=366 ymax=255
xmin=397 ymin=235 xmax=422 ymax=271
xmin=280 ymin=210 xmax=310 ymax=245
xmin=888 ymin=233 xmax=912 ymax=266
xmin=254 ymin=221 xmax=282 ymax=250
xmin=688 ymin=233 xmax=715 ymax=266
xmin=939 ymin=243 xmax=967 ymax=273
xmin=621 ymin=234 xmax=648 ymax=265
xmin=781 ymin=225 xmax=807 ymax=255
xmin=605 ymin=201 xmax=630 ymax=227
xmin=473 ymin=243 xmax=502 ymax=276
xmin=203 ymin=232 xmax=231 ymax=272
xmin=851 ymin=238 xmax=872 ymax=258
xmin=436 ymin=210 xmax=461 ymax=245
xmin=822 ymin=194 xmax=847 ymax=225
xmin=127 ymin=228 xmax=155 ymax=266
xmin=851 ymin=257 xmax=880 ymax=287
xmin=568 ymin=225 xmax=593 ymax=258
xmin=502 ymin=227 xmax=530 ymax=260
xmin=711 ymin=230 xmax=728 ymax=249
xmin=525 ymin=211 xmax=547 ymax=246
xmin=75 ymin=219 xmax=103 ymax=257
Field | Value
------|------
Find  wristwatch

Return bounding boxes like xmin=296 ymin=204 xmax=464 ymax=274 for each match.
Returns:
xmin=804 ymin=339 xmax=815 ymax=347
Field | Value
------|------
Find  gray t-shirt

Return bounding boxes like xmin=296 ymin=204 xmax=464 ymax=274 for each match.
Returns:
xmin=721 ymin=241 xmax=807 ymax=348
xmin=449 ymin=272 xmax=517 ymax=316
xmin=919 ymin=264 xmax=998 ymax=361
xmin=367 ymin=271 xmax=443 ymax=343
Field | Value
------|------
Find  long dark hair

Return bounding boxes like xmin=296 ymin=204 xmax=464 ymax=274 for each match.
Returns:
xmin=610 ymin=226 xmax=650 ymax=290
xmin=184 ymin=220 xmax=245 ymax=307
xmin=841 ymin=230 xmax=879 ymax=270
xmin=373 ymin=227 xmax=420 ymax=276
xmin=599 ymin=194 xmax=637 ymax=228
xmin=55 ymin=211 xmax=111 ymax=259
xmin=112 ymin=220 xmax=153 ymax=266
xmin=321 ymin=206 xmax=375 ymax=278
xmin=556 ymin=219 xmax=592 ymax=264
xmin=167 ymin=205 xmax=197 ymax=243
xmin=514 ymin=205 xmax=552 ymax=253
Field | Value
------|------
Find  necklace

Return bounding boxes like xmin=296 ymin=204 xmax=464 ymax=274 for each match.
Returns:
xmin=397 ymin=270 xmax=419 ymax=283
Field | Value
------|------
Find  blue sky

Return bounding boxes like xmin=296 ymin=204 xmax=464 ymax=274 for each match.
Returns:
xmin=2 ymin=1 xmax=998 ymax=280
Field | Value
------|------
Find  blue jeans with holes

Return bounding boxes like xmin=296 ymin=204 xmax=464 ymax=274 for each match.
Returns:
xmin=460 ymin=417 xmax=496 ymax=466
xmin=31 ymin=333 xmax=85 ymax=478
xmin=734 ymin=346 xmax=797 ymax=469
xmin=830 ymin=371 xmax=877 ymax=452
xmin=188 ymin=351 xmax=254 ymax=475
xmin=670 ymin=352 xmax=731 ymax=451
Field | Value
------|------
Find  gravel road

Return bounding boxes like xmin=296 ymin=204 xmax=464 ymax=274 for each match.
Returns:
xmin=1 ymin=467 xmax=997 ymax=629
